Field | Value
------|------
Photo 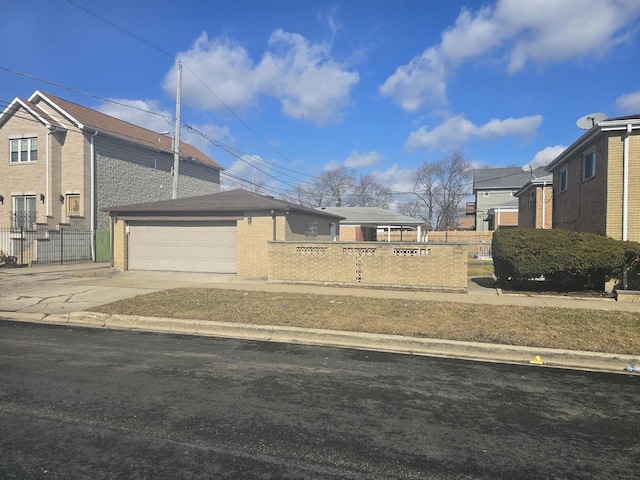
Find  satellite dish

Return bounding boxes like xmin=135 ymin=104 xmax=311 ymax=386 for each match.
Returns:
xmin=576 ymin=112 xmax=607 ymax=130
xmin=521 ymin=159 xmax=545 ymax=172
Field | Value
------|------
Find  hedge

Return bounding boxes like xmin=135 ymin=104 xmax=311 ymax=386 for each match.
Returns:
xmin=492 ymin=229 xmax=640 ymax=290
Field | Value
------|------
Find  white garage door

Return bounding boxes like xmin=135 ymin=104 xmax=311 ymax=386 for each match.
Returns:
xmin=128 ymin=221 xmax=237 ymax=273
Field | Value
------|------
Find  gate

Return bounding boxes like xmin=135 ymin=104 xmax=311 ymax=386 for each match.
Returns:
xmin=0 ymin=227 xmax=109 ymax=267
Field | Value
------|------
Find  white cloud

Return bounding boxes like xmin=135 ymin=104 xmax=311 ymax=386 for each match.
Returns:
xmin=97 ymin=99 xmax=174 ymax=133
xmin=380 ymin=0 xmax=640 ymax=111
xmin=97 ymin=98 xmax=234 ymax=161
xmin=405 ymin=114 xmax=542 ymax=151
xmin=527 ymin=145 xmax=566 ymax=168
xmin=323 ymin=160 xmax=343 ymax=171
xmin=164 ymin=30 xmax=358 ymax=126
xmin=371 ymin=164 xmax=415 ymax=194
xmin=616 ymin=90 xmax=640 ymax=112
xmin=344 ymin=150 xmax=382 ymax=168
xmin=223 ymin=153 xmax=271 ymax=190
xmin=378 ymin=47 xmax=447 ymax=111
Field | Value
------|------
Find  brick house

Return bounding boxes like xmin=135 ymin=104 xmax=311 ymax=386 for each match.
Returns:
xmin=0 ymin=90 xmax=222 ymax=241
xmin=473 ymin=167 xmax=546 ymax=231
xmin=545 ymin=114 xmax=640 ymax=241
xmin=315 ymin=206 xmax=425 ymax=242
xmin=514 ymin=172 xmax=553 ymax=229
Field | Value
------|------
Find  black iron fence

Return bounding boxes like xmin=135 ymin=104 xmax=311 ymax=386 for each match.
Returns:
xmin=0 ymin=227 xmax=110 ymax=268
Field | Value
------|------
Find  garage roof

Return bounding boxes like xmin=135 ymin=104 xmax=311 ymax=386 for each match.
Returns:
xmin=104 ymin=189 xmax=345 ymax=219
xmin=316 ymin=206 xmax=424 ymax=226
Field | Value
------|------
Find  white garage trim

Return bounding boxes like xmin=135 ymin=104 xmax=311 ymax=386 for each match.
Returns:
xmin=128 ymin=220 xmax=237 ymax=273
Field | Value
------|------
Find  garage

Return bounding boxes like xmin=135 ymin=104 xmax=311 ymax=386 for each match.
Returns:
xmin=107 ymin=189 xmax=344 ymax=276
xmin=128 ymin=220 xmax=237 ymax=273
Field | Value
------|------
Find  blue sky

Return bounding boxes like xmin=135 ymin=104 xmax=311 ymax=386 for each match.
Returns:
xmin=2 ymin=0 xmax=640 ymax=199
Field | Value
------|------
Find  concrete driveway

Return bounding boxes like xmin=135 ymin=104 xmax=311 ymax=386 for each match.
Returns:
xmin=0 ymin=263 xmax=274 ymax=316
xmin=0 ymin=264 xmax=148 ymax=315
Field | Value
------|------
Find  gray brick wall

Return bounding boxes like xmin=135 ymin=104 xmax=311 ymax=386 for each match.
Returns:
xmin=94 ymin=136 xmax=220 ymax=230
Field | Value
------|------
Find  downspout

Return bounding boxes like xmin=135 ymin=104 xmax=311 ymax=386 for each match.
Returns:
xmin=623 ymin=124 xmax=631 ymax=242
xmin=90 ymin=131 xmax=98 ymax=261
xmin=46 ymin=128 xmax=51 ymax=218
xmin=46 ymin=126 xmax=62 ymax=219
xmin=541 ymin=182 xmax=546 ymax=229
xmin=622 ymin=124 xmax=631 ymax=289
xmin=271 ymin=210 xmax=276 ymax=241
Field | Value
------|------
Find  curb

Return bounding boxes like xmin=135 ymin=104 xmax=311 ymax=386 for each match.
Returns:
xmin=5 ymin=310 xmax=635 ymax=374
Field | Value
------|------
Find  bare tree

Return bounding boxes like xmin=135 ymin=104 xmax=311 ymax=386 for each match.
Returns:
xmin=351 ymin=174 xmax=391 ymax=208
xmin=412 ymin=149 xmax=472 ymax=231
xmin=285 ymin=167 xmax=391 ymax=208
xmin=396 ymin=198 xmax=426 ymax=220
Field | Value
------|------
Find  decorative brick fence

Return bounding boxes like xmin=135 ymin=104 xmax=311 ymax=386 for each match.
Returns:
xmin=268 ymin=241 xmax=467 ymax=291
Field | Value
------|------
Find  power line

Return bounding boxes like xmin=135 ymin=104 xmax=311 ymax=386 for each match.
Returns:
xmin=63 ymin=1 xmax=302 ymax=179
xmin=64 ymin=0 xmax=175 ymax=59
xmin=0 ymin=67 xmax=172 ymax=123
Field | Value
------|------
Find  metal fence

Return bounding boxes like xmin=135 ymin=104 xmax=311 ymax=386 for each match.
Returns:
xmin=0 ymin=227 xmax=108 ymax=268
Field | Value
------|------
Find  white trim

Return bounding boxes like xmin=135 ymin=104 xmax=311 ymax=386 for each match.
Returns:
xmin=623 ymin=124 xmax=631 ymax=241
xmin=29 ymin=91 xmax=85 ymax=129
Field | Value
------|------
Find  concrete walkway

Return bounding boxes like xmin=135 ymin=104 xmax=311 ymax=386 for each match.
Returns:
xmin=1 ymin=263 xmax=639 ymax=373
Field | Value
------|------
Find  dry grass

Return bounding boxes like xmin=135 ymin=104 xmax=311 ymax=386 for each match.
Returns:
xmin=467 ymin=261 xmax=495 ymax=277
xmin=90 ymin=288 xmax=640 ymax=355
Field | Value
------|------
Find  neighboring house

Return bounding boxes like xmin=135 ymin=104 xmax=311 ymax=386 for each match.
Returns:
xmin=454 ymin=202 xmax=477 ymax=231
xmin=546 ymin=114 xmax=640 ymax=241
xmin=514 ymin=172 xmax=553 ymax=229
xmin=473 ymin=167 xmax=546 ymax=231
xmin=0 ymin=90 xmax=222 ymax=238
xmin=106 ymin=189 xmax=344 ymax=275
xmin=316 ymin=206 xmax=425 ymax=242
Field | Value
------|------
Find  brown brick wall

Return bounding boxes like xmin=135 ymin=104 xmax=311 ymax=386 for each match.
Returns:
xmin=628 ymin=133 xmax=640 ymax=241
xmin=111 ymin=218 xmax=127 ymax=271
xmin=607 ymin=132 xmax=640 ymax=241
xmin=236 ymin=213 xmax=279 ymax=277
xmin=340 ymin=225 xmax=362 ymax=241
xmin=0 ymin=110 xmax=49 ymax=227
xmin=236 ymin=212 xmax=338 ymax=277
xmin=553 ymin=134 xmax=608 ymax=235
xmin=268 ymin=242 xmax=467 ymax=291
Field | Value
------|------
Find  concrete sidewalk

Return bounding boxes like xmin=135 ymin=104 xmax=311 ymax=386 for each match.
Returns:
xmin=1 ymin=263 xmax=639 ymax=373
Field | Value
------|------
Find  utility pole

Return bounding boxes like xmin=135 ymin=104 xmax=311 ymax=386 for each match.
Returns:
xmin=171 ymin=59 xmax=182 ymax=199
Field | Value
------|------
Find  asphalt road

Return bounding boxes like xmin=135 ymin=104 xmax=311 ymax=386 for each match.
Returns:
xmin=1 ymin=321 xmax=639 ymax=480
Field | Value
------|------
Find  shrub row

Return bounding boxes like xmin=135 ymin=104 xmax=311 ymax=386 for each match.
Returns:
xmin=492 ymin=229 xmax=640 ymax=290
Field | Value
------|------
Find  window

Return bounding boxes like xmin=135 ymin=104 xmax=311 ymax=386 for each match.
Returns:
xmin=582 ymin=151 xmax=596 ymax=181
xmin=304 ymin=221 xmax=318 ymax=240
xmin=151 ymin=156 xmax=157 ymax=170
xmin=10 ymin=137 xmax=38 ymax=163
xmin=483 ymin=192 xmax=490 ymax=197
xmin=12 ymin=195 xmax=36 ymax=230
xmin=559 ymin=168 xmax=568 ymax=192
xmin=66 ymin=194 xmax=81 ymax=216
xmin=528 ymin=192 xmax=535 ymax=207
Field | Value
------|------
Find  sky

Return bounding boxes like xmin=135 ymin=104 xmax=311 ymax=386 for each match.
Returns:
xmin=2 ymin=0 xmax=640 ymax=202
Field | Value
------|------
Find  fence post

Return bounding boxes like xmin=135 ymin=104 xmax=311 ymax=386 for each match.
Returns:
xmin=20 ymin=228 xmax=24 ymax=266
xmin=60 ymin=228 xmax=64 ymax=265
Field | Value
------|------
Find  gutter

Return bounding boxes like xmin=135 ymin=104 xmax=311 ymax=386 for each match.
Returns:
xmin=541 ymin=181 xmax=546 ymax=229
xmin=90 ymin=130 xmax=98 ymax=261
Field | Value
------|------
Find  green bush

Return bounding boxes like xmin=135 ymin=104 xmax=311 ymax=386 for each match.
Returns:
xmin=492 ymin=229 xmax=640 ymax=290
